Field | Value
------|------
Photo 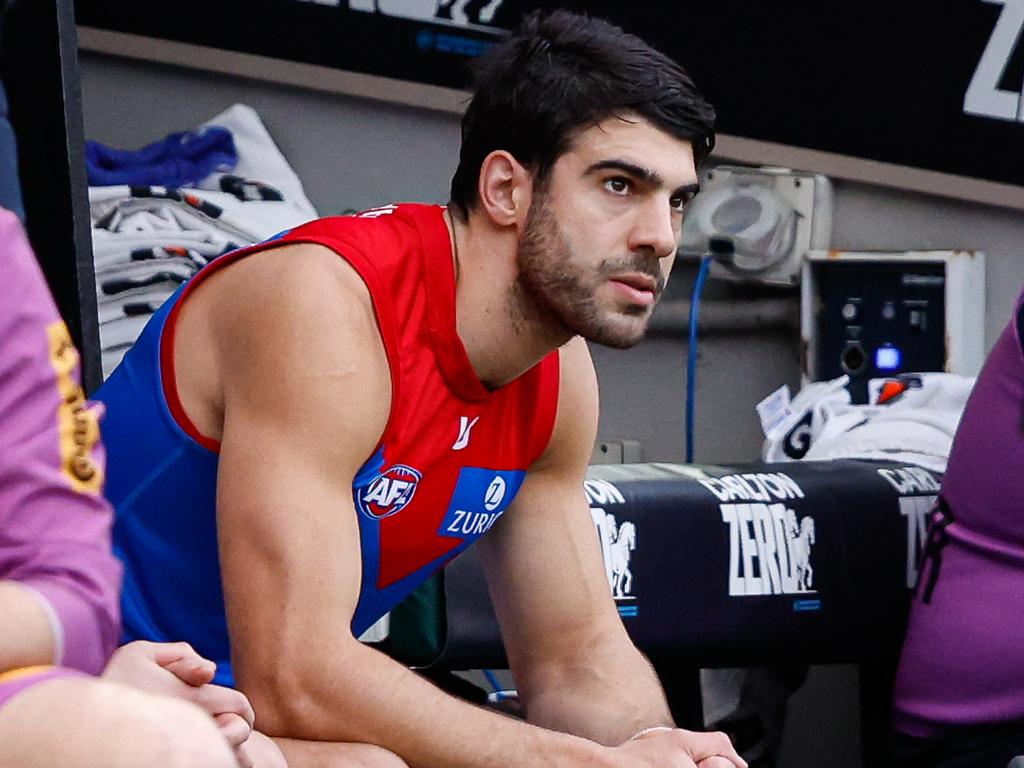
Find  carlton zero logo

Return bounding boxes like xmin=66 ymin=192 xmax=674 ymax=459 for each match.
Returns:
xmin=358 ymin=465 xmax=422 ymax=519
xmin=964 ymin=0 xmax=1024 ymax=122
xmin=699 ymin=473 xmax=816 ymax=597
xmin=877 ymin=466 xmax=941 ymax=589
xmin=585 ymin=479 xmax=639 ymax=617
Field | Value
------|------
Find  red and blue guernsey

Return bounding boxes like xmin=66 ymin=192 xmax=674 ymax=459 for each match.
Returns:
xmin=97 ymin=204 xmax=560 ymax=685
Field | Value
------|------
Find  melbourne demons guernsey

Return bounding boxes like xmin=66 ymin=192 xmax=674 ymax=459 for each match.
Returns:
xmin=97 ymin=204 xmax=560 ymax=685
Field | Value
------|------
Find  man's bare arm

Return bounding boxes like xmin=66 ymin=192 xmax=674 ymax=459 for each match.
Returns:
xmin=477 ymin=339 xmax=744 ymax=766
xmin=477 ymin=338 xmax=672 ymax=742
xmin=209 ymin=246 xmax=724 ymax=768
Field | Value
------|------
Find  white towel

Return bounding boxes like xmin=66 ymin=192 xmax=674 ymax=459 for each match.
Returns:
xmin=200 ymin=103 xmax=318 ymax=219
xmin=761 ymin=373 xmax=976 ymax=472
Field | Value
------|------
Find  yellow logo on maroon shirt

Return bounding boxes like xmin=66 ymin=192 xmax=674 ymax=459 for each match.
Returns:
xmin=46 ymin=321 xmax=103 ymax=494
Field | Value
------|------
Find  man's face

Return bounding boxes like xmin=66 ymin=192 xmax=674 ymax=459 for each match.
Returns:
xmin=515 ymin=115 xmax=699 ymax=348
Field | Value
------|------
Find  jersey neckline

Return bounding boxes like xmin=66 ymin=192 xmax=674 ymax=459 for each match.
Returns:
xmin=414 ymin=206 xmax=495 ymax=404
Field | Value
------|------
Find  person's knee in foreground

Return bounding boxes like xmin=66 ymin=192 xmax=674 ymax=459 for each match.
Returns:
xmin=0 ymin=207 xmax=263 ymax=767
xmin=0 ymin=670 xmax=238 ymax=768
xmin=98 ymin=10 xmax=742 ymax=768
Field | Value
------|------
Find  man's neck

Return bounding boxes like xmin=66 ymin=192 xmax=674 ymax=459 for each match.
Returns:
xmin=446 ymin=210 xmax=572 ymax=390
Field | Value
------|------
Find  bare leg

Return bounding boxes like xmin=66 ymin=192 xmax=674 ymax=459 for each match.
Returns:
xmin=0 ymin=676 xmax=237 ymax=768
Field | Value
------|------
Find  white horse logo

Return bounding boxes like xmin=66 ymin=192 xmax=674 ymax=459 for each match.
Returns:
xmin=788 ymin=515 xmax=815 ymax=591
xmin=608 ymin=518 xmax=637 ymax=599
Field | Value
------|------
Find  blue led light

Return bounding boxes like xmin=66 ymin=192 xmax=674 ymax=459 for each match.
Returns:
xmin=876 ymin=346 xmax=901 ymax=370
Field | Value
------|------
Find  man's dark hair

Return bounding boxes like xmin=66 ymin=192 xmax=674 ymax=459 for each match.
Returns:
xmin=449 ymin=10 xmax=716 ymax=219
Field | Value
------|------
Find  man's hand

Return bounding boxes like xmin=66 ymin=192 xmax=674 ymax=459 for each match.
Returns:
xmin=244 ymin=731 xmax=289 ymax=768
xmin=613 ymin=727 xmax=747 ymax=768
xmin=102 ymin=641 xmax=256 ymax=766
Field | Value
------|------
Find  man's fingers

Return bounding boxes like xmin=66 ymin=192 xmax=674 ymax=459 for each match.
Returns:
xmin=685 ymin=731 xmax=746 ymax=768
xmin=215 ymin=712 xmax=257 ymax=768
xmin=150 ymin=641 xmax=200 ymax=666
xmin=215 ymin=712 xmax=254 ymax=748
xmin=195 ymin=684 xmax=257 ymax=728
xmin=160 ymin=654 xmax=217 ymax=687
xmin=698 ymin=758 xmax=742 ymax=768
xmin=246 ymin=731 xmax=289 ymax=768
xmin=149 ymin=641 xmax=218 ymax=686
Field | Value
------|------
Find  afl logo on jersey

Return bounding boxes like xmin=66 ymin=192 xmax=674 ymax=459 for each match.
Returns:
xmin=358 ymin=465 xmax=422 ymax=519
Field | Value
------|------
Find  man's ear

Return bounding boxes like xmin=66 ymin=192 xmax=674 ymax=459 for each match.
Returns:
xmin=477 ymin=150 xmax=533 ymax=228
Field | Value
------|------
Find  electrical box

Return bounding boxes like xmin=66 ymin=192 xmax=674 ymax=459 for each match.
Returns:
xmin=801 ymin=250 xmax=985 ymax=403
xmin=680 ymin=166 xmax=832 ymax=286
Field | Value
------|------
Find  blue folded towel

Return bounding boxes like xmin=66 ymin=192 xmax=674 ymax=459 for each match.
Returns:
xmin=86 ymin=126 xmax=237 ymax=187
xmin=0 ymin=80 xmax=25 ymax=222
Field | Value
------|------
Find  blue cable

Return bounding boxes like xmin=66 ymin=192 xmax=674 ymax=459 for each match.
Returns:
xmin=686 ymin=256 xmax=713 ymax=463
xmin=482 ymin=669 xmax=505 ymax=700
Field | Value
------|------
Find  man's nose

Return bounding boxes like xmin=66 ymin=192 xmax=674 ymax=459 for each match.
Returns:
xmin=629 ymin=198 xmax=678 ymax=259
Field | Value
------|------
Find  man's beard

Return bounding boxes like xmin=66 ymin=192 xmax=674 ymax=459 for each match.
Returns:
xmin=514 ymin=197 xmax=664 ymax=349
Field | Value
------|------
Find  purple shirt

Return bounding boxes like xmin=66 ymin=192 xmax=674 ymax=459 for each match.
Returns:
xmin=0 ymin=208 xmax=121 ymax=674
xmin=893 ymin=284 xmax=1024 ymax=736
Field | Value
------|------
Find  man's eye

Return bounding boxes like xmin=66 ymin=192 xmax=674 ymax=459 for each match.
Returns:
xmin=604 ymin=178 xmax=631 ymax=195
xmin=670 ymin=194 xmax=694 ymax=213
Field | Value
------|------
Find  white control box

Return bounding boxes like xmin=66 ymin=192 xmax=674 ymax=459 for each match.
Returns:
xmin=801 ymin=250 xmax=986 ymax=401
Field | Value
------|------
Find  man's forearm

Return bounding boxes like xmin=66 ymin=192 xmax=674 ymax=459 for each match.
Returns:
xmin=516 ymin=643 xmax=674 ymax=746
xmin=247 ymin=640 xmax=615 ymax=768
xmin=0 ymin=581 xmax=56 ymax=671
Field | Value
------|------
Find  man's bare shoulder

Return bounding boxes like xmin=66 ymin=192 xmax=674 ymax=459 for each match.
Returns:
xmin=204 ymin=243 xmax=390 ymax=418
xmin=210 ymin=242 xmax=376 ymax=339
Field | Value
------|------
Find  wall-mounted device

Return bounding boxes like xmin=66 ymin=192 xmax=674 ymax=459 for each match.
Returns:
xmin=679 ymin=165 xmax=833 ymax=286
xmin=801 ymin=250 xmax=985 ymax=403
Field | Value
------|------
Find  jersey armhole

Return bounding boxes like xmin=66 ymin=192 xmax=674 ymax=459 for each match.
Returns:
xmin=325 ymin=243 xmax=403 ymax=453
xmin=529 ymin=351 xmax=562 ymax=464
xmin=159 ymin=237 xmax=403 ymax=456
xmin=160 ymin=246 xmax=259 ymax=454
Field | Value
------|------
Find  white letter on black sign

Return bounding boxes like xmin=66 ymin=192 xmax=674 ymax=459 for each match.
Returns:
xmin=964 ymin=0 xmax=1024 ymax=122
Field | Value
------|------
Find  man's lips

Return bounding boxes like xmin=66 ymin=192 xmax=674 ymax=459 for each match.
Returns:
xmin=608 ymin=273 xmax=660 ymax=306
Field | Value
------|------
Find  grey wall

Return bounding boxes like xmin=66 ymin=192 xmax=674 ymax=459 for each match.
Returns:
xmin=79 ymin=52 xmax=462 ymax=216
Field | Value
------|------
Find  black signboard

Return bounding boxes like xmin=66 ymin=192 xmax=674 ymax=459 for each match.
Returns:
xmin=428 ymin=460 xmax=936 ymax=670
xmin=76 ymin=1 xmax=1024 ymax=189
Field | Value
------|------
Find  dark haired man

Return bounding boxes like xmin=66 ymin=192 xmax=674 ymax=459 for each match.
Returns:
xmin=98 ymin=10 xmax=742 ymax=768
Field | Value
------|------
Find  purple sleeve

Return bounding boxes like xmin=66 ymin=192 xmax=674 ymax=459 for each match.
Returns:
xmin=0 ymin=208 xmax=122 ymax=674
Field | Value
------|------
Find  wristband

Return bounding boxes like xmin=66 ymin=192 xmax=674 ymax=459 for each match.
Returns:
xmin=627 ymin=725 xmax=675 ymax=742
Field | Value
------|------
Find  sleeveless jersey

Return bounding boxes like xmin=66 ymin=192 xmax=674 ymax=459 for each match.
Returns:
xmin=97 ymin=203 xmax=560 ymax=685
